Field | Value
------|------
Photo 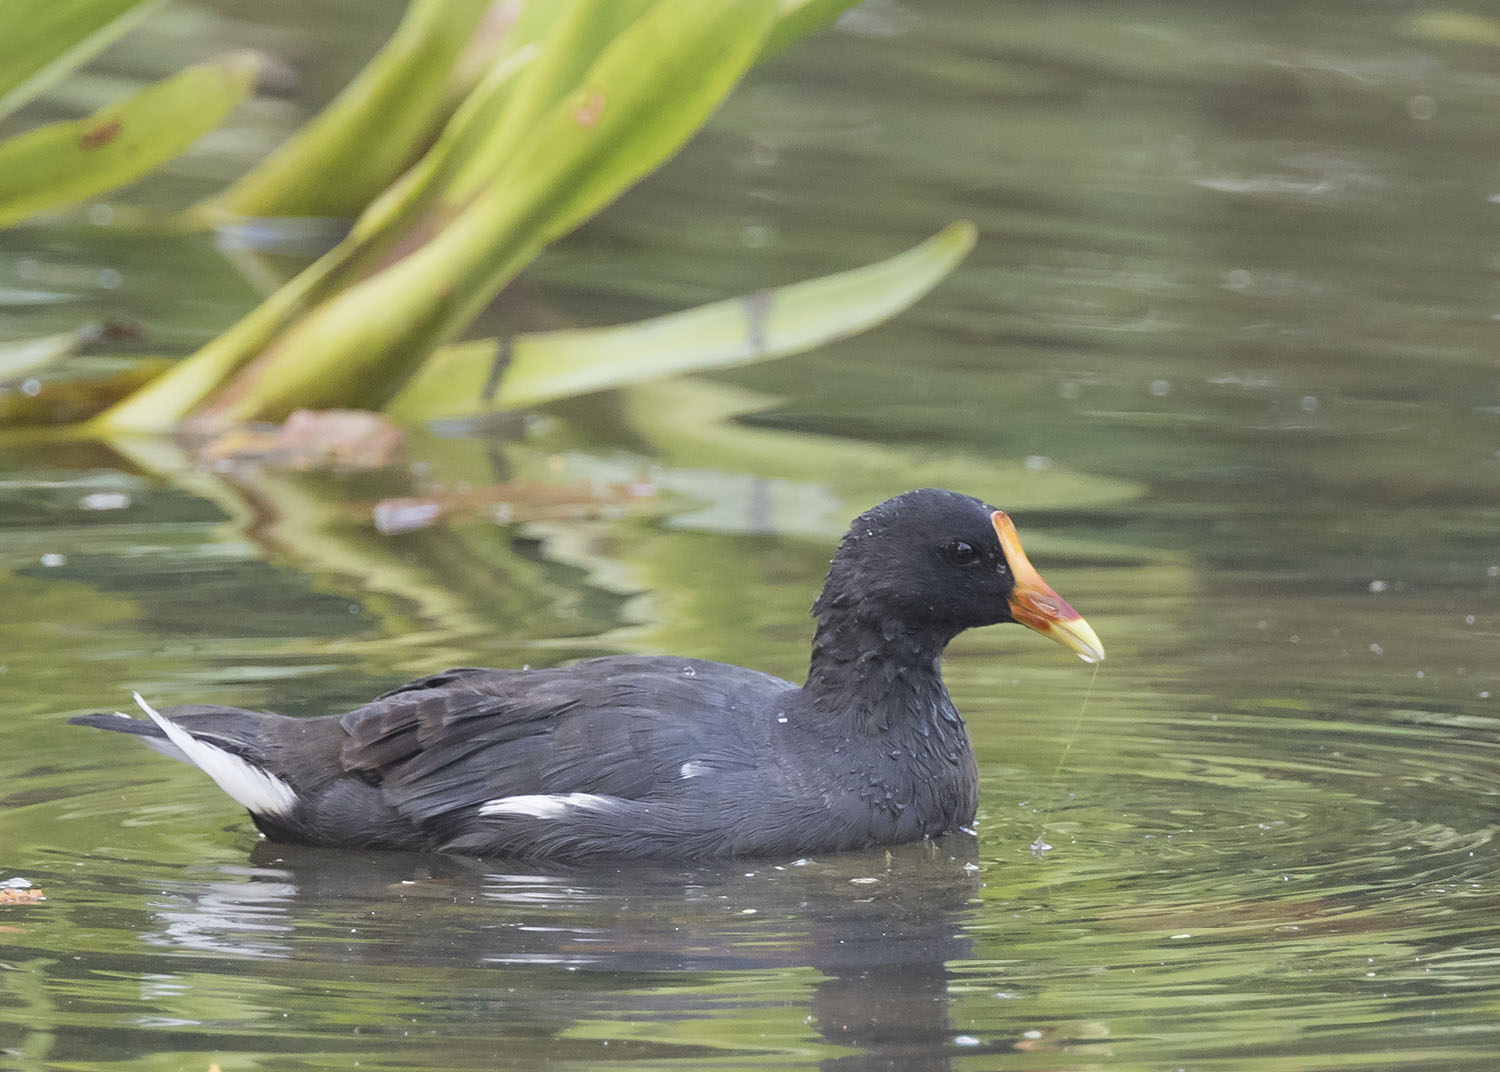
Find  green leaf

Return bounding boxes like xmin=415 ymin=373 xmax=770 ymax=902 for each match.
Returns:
xmin=193 ymin=0 xmax=783 ymax=425
xmin=0 ymin=0 xmax=163 ymax=122
xmin=0 ymin=51 xmax=260 ymax=229
xmin=438 ymin=0 xmax=656 ymax=209
xmin=385 ymin=222 xmax=978 ymax=420
xmin=91 ymin=0 xmax=865 ymax=433
xmin=194 ymin=0 xmax=499 ymax=222
xmin=352 ymin=0 xmax=855 ymax=247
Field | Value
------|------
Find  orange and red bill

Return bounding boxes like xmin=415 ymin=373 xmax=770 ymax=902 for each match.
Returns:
xmin=992 ymin=510 xmax=1105 ymax=664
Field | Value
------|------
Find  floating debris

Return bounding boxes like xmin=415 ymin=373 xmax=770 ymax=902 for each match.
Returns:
xmin=0 ymin=877 xmax=44 ymax=905
xmin=79 ymin=491 xmax=131 ymax=511
xmin=373 ymin=497 xmax=443 ymax=535
xmin=371 ymin=477 xmax=656 ymax=533
xmin=198 ymin=409 xmax=406 ymax=471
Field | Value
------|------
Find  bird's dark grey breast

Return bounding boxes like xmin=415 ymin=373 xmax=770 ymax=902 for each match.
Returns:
xmin=790 ymin=687 xmax=978 ymax=848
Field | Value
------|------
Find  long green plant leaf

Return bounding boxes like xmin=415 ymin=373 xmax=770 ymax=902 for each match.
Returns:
xmin=193 ymin=0 xmax=783 ymax=425
xmin=0 ymin=0 xmax=163 ymax=121
xmin=385 ymin=221 xmax=977 ymax=420
xmin=90 ymin=0 xmax=863 ymax=434
xmin=194 ymin=0 xmax=497 ymax=222
xmin=0 ymin=52 xmax=260 ymax=229
xmin=440 ymin=0 xmax=656 ymax=208
xmin=353 ymin=0 xmax=849 ymax=248
xmin=88 ymin=1 xmax=704 ymax=433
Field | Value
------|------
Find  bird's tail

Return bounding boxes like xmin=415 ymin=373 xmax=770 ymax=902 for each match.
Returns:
xmin=69 ymin=693 xmax=299 ymax=818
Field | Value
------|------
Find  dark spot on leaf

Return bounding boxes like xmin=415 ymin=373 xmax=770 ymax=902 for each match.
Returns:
xmin=79 ymin=120 xmax=122 ymax=151
xmin=482 ymin=338 xmax=513 ymax=402
xmin=100 ymin=320 xmax=144 ymax=342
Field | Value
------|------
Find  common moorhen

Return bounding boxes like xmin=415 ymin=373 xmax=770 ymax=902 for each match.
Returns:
xmin=71 ymin=488 xmax=1103 ymax=859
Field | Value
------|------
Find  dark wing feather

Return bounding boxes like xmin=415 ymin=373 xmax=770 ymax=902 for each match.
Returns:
xmin=338 ymin=656 xmax=794 ymax=840
xmin=372 ymin=667 xmax=492 ymax=701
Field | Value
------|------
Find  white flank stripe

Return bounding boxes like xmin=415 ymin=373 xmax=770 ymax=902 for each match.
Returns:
xmin=678 ymin=761 xmax=709 ymax=779
xmin=478 ymin=792 xmax=622 ymax=820
xmin=134 ymin=692 xmax=299 ymax=819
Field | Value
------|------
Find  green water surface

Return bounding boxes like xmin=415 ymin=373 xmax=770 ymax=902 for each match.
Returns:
xmin=1 ymin=2 xmax=1498 ymax=1069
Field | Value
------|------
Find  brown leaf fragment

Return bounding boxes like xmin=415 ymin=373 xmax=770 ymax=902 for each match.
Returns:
xmin=371 ymin=476 xmax=657 ymax=532
xmin=197 ymin=409 xmax=406 ymax=471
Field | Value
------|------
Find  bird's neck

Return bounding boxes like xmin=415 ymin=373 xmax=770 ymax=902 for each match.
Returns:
xmin=802 ymin=610 xmax=958 ymax=736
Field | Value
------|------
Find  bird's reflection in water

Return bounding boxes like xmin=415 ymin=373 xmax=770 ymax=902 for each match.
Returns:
xmin=142 ymin=835 xmax=1008 ymax=1070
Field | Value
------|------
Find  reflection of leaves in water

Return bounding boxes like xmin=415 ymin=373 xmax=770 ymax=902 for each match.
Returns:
xmin=614 ymin=379 xmax=1142 ymax=520
xmin=87 ymin=374 xmax=1145 ymax=680
xmin=210 ymin=464 xmax=642 ymax=675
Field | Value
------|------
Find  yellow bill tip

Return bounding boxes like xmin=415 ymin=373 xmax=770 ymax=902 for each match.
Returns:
xmin=991 ymin=510 xmax=1105 ymax=663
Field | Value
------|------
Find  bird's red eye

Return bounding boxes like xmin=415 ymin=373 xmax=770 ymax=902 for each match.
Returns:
xmin=944 ymin=539 xmax=978 ymax=565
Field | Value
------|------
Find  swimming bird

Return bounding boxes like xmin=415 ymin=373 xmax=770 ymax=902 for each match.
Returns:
xmin=71 ymin=488 xmax=1103 ymax=860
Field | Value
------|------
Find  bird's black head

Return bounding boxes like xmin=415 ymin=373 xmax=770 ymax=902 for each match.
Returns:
xmin=813 ymin=488 xmax=1103 ymax=661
